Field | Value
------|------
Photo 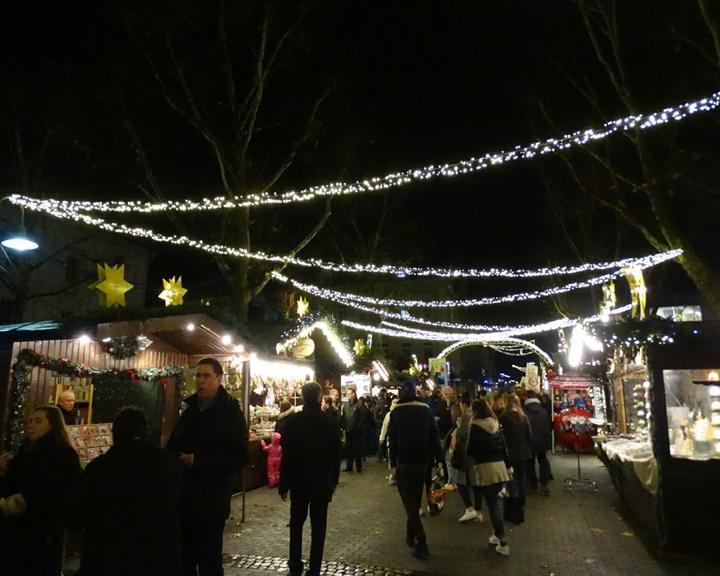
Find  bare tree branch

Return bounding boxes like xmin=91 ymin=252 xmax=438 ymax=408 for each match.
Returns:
xmin=251 ymin=198 xmax=332 ymax=298
xmin=698 ymin=0 xmax=720 ymax=66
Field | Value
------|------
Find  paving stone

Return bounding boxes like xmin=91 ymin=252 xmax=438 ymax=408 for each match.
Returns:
xmin=223 ymin=453 xmax=719 ymax=576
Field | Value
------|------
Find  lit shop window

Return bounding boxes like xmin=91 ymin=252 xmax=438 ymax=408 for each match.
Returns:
xmin=656 ymin=306 xmax=702 ymax=322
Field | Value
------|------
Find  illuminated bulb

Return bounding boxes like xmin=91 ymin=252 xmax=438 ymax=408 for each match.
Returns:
xmin=568 ymin=325 xmax=585 ymax=367
xmin=234 ymin=344 xmax=245 ymax=353
xmin=102 ymin=337 xmax=112 ymax=343
xmin=186 ymin=322 xmax=196 ymax=331
xmin=708 ymin=371 xmax=719 ymax=382
xmin=221 ymin=334 xmax=232 ymax=346
xmin=78 ymin=334 xmax=92 ymax=344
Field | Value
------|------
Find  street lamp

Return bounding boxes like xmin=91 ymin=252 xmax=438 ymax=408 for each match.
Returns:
xmin=1 ymin=199 xmax=39 ymax=251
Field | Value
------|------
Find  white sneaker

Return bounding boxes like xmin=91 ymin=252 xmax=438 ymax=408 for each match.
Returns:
xmin=488 ymin=534 xmax=501 ymax=545
xmin=495 ymin=543 xmax=510 ymax=556
xmin=458 ymin=509 xmax=478 ymax=523
xmin=474 ymin=511 xmax=484 ymax=523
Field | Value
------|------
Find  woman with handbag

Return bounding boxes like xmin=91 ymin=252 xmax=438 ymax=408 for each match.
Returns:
xmin=447 ymin=392 xmax=483 ymax=523
xmin=467 ymin=398 xmax=513 ymax=557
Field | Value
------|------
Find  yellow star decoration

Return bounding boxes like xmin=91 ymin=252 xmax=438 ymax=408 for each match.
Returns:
xmin=158 ymin=276 xmax=188 ymax=307
xmin=92 ymin=263 xmax=134 ymax=308
xmin=296 ymin=296 xmax=310 ymax=318
xmin=353 ymin=338 xmax=366 ymax=356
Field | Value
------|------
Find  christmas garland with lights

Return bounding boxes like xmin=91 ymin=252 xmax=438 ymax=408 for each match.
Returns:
xmin=7 ymin=348 xmax=184 ymax=450
xmin=587 ymin=317 xmax=678 ymax=358
xmin=107 ymin=335 xmax=139 ymax=359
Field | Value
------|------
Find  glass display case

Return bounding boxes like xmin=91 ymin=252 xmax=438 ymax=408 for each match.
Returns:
xmin=663 ymin=368 xmax=720 ymax=460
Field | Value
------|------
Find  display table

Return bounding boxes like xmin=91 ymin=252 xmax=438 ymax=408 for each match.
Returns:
xmin=595 ymin=436 xmax=660 ymax=541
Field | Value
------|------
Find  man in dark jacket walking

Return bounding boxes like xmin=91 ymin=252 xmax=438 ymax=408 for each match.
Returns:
xmin=279 ymin=382 xmax=341 ymax=576
xmin=167 ymin=358 xmax=248 ymax=576
xmin=389 ymin=380 xmax=442 ymax=560
xmin=524 ymin=390 xmax=552 ymax=495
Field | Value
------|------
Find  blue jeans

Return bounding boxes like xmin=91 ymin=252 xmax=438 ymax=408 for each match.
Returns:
xmin=481 ymin=483 xmax=505 ymax=540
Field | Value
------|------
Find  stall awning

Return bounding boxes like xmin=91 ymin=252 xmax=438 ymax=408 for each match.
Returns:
xmin=96 ymin=313 xmax=244 ymax=355
xmin=552 ymin=373 xmax=600 ymax=389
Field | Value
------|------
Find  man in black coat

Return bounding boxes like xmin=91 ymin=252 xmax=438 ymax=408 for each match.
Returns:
xmin=389 ymin=380 xmax=442 ymax=560
xmin=340 ymin=386 xmax=369 ymax=472
xmin=72 ymin=407 xmax=182 ymax=576
xmin=279 ymin=382 xmax=341 ymax=576
xmin=524 ymin=390 xmax=552 ymax=495
xmin=166 ymin=358 xmax=249 ymax=576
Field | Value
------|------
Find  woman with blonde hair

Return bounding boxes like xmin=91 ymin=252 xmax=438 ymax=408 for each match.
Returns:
xmin=0 ymin=405 xmax=81 ymax=574
xmin=467 ymin=399 xmax=512 ymax=556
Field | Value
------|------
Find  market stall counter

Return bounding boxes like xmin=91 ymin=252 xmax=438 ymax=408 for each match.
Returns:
xmin=599 ymin=334 xmax=720 ymax=561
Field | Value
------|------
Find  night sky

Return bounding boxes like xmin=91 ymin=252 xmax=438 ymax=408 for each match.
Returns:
xmin=2 ymin=1 xmax=718 ymax=377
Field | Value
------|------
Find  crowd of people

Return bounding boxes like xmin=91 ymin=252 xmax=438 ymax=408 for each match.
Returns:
xmin=0 ymin=357 xmax=248 ymax=576
xmin=0 ymin=363 xmax=554 ymax=575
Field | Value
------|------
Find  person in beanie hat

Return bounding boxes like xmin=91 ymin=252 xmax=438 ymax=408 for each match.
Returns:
xmin=388 ymin=381 xmax=442 ymax=559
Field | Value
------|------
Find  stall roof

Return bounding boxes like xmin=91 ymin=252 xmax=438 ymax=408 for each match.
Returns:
xmin=96 ymin=313 xmax=244 ymax=356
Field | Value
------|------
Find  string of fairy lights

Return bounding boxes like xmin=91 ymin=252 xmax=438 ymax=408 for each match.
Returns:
xmin=271 ymin=250 xmax=675 ymax=308
xmin=8 ymin=197 xmax=683 ymax=280
xmin=8 ymin=89 xmax=720 ymax=214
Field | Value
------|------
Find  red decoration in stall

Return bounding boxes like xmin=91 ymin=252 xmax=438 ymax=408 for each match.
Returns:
xmin=553 ymin=407 xmax=596 ymax=453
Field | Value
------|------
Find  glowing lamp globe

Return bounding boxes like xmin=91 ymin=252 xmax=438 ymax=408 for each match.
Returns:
xmin=291 ymin=337 xmax=315 ymax=359
xmin=1 ymin=228 xmax=39 ymax=251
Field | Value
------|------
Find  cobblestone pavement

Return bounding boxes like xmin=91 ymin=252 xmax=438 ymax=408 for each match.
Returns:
xmin=223 ymin=453 xmax=719 ymax=576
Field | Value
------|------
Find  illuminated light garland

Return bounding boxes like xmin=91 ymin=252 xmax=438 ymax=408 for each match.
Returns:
xmin=273 ymin=249 xmax=676 ymax=307
xmin=437 ymin=339 xmax=554 ymax=365
xmin=338 ymin=296 xmax=631 ymax=331
xmin=10 ymin=90 xmax=720 ymax=213
xmin=379 ymin=304 xmax=632 ymax=338
xmin=276 ymin=320 xmax=354 ymax=368
xmin=11 ymin=197 xmax=683 ymax=279
xmin=341 ymin=319 xmax=554 ymax=364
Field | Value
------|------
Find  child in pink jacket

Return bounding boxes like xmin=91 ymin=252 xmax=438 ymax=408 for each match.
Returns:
xmin=261 ymin=432 xmax=282 ymax=488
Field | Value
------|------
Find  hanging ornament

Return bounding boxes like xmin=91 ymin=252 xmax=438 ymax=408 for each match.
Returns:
xmin=296 ymin=296 xmax=310 ymax=318
xmin=280 ymin=287 xmax=296 ymax=319
xmin=353 ymin=338 xmax=367 ymax=356
xmin=290 ymin=337 xmax=315 ymax=359
xmin=92 ymin=263 xmax=134 ymax=307
xmin=624 ymin=267 xmax=647 ymax=320
xmin=600 ymin=281 xmax=617 ymax=322
xmin=158 ymin=276 xmax=188 ymax=306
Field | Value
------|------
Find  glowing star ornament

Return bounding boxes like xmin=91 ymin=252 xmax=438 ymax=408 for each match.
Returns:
xmin=353 ymin=338 xmax=367 ymax=356
xmin=93 ymin=264 xmax=133 ymax=308
xmin=296 ymin=297 xmax=310 ymax=318
xmin=158 ymin=276 xmax=188 ymax=307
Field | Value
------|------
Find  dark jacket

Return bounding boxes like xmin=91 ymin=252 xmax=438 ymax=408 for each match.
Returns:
xmin=467 ymin=418 xmax=511 ymax=467
xmin=60 ymin=406 xmax=80 ymax=426
xmin=341 ymin=399 xmax=370 ymax=434
xmin=279 ymin=403 xmax=341 ymax=502
xmin=72 ymin=441 xmax=182 ymax=576
xmin=388 ymin=400 xmax=442 ymax=467
xmin=274 ymin=406 xmax=295 ymax=438
xmin=524 ymin=398 xmax=552 ymax=453
xmin=499 ymin=409 xmax=533 ymax=463
xmin=0 ymin=436 xmax=81 ymax=575
xmin=166 ymin=386 xmax=248 ymax=519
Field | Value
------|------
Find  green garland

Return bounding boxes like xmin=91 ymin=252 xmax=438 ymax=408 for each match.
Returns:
xmin=107 ymin=335 xmax=139 ymax=359
xmin=7 ymin=348 xmax=185 ymax=450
